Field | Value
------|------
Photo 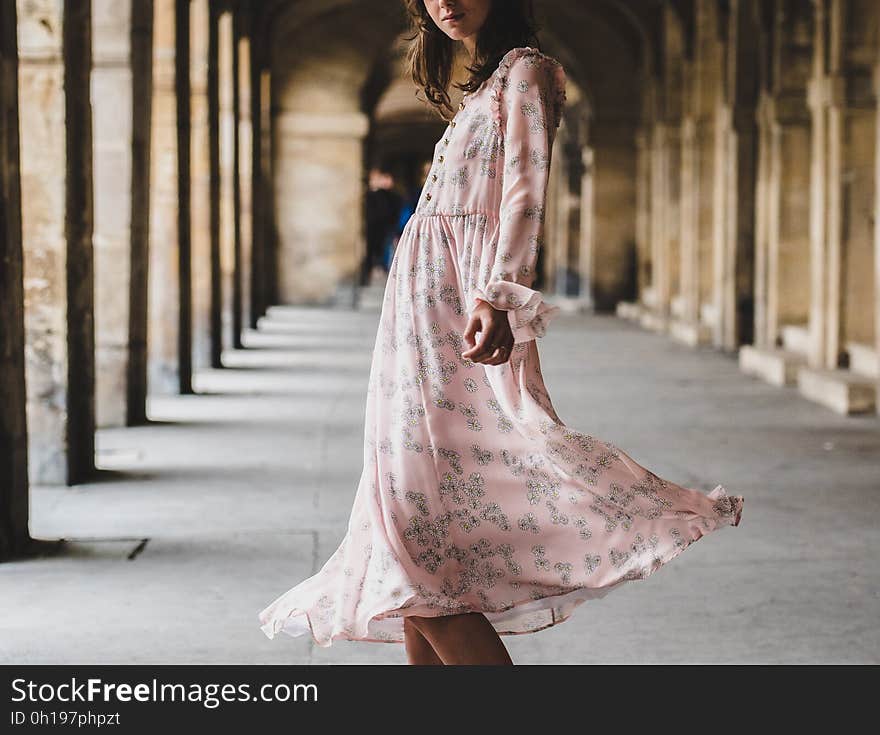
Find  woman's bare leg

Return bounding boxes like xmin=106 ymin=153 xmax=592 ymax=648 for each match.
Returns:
xmin=403 ymin=617 xmax=443 ymax=665
xmin=408 ymin=612 xmax=513 ymax=665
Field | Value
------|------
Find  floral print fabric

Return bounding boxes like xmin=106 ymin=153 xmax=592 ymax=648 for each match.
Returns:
xmin=258 ymin=47 xmax=744 ymax=647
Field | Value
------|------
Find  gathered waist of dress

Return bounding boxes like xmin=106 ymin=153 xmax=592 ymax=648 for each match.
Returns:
xmin=411 ymin=209 xmax=499 ymax=219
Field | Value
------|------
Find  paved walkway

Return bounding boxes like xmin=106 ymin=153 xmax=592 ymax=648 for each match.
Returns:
xmin=3 ymin=301 xmax=879 ymax=664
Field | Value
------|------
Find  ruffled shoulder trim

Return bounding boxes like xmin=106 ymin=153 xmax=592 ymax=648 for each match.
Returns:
xmin=490 ymin=46 xmax=567 ymax=136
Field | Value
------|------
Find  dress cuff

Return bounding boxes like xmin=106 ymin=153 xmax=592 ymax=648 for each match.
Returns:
xmin=471 ymin=279 xmax=561 ymax=344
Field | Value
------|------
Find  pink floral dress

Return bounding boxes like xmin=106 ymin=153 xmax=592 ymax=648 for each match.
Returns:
xmin=258 ymin=46 xmax=744 ymax=647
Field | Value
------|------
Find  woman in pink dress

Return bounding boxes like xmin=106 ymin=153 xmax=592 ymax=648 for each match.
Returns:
xmin=258 ymin=0 xmax=744 ymax=665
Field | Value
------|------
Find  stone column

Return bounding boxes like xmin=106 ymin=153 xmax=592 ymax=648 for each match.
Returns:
xmin=807 ymin=0 xmax=835 ymax=370
xmin=148 ymin=0 xmax=181 ymax=395
xmin=577 ymin=144 xmax=595 ymax=309
xmin=128 ymin=2 xmax=153 ymax=422
xmin=634 ymin=128 xmax=650 ymax=307
xmin=677 ymin=115 xmax=700 ymax=333
xmin=806 ymin=6 xmax=826 ymax=369
xmin=91 ymin=0 xmax=130 ymax=427
xmin=807 ymin=0 xmax=866 ymax=371
xmin=18 ymin=0 xmax=96 ymax=485
xmin=236 ymin=22 xmax=252 ymax=339
xmin=799 ymin=0 xmax=877 ymax=413
xmin=172 ymin=0 xmax=193 ymax=392
xmin=767 ymin=95 xmax=811 ymax=348
xmin=718 ymin=0 xmax=760 ymax=353
xmin=591 ymin=120 xmax=637 ymax=311
xmin=190 ymin=0 xmax=212 ymax=372
xmin=695 ymin=115 xmax=716 ymax=339
xmin=710 ymin=104 xmax=729 ymax=349
xmin=549 ymin=130 xmax=573 ymax=296
xmin=248 ymin=46 xmax=275 ymax=323
xmin=207 ymin=1 xmax=222 ymax=368
xmin=727 ymin=106 xmax=758 ymax=352
xmin=664 ymin=123 xmax=682 ymax=316
xmin=833 ymin=3 xmax=877 ymax=390
xmin=648 ymin=121 xmax=672 ymax=329
xmin=92 ymin=0 xmax=153 ymax=428
xmin=0 ymin=0 xmax=32 ymax=558
xmin=248 ymin=31 xmax=264 ymax=328
xmin=765 ymin=94 xmax=787 ymax=356
xmin=753 ymin=91 xmax=772 ymax=351
xmin=218 ymin=10 xmax=235 ymax=353
xmin=743 ymin=0 xmax=811 ymax=378
xmin=259 ymin=67 xmax=276 ymax=308
xmin=875 ymin=58 xmax=880 ymax=415
xmin=675 ymin=0 xmax=723 ymax=347
xmin=766 ymin=106 xmax=784 ymax=351
xmin=824 ymin=85 xmax=844 ymax=372
xmin=230 ymin=10 xmax=245 ymax=348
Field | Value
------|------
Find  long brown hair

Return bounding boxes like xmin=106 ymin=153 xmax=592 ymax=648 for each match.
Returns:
xmin=403 ymin=0 xmax=541 ymax=121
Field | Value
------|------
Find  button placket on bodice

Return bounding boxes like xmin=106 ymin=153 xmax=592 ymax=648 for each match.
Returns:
xmin=423 ymin=89 xmax=477 ymax=203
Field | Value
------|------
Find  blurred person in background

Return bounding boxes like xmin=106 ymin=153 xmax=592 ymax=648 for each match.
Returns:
xmin=386 ymin=159 xmax=432 ymax=269
xmin=362 ymin=164 xmax=402 ymax=286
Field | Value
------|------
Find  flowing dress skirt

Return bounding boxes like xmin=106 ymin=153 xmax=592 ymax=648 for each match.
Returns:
xmin=257 ymin=211 xmax=743 ymax=646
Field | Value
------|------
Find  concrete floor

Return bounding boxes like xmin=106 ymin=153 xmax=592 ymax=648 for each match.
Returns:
xmin=2 ymin=298 xmax=879 ymax=664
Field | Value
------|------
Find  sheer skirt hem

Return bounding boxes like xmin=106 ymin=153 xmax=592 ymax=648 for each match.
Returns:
xmin=258 ymin=484 xmax=742 ymax=648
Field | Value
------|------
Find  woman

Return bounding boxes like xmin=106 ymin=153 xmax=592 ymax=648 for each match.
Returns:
xmin=258 ymin=0 xmax=744 ymax=665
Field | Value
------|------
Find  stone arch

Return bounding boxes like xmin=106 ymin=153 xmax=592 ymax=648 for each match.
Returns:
xmin=267 ymin=0 xmax=404 ymax=303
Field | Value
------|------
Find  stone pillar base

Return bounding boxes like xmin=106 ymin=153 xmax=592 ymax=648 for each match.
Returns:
xmin=845 ymin=343 xmax=878 ymax=379
xmin=670 ymin=294 xmax=685 ymax=319
xmin=781 ymin=324 xmax=810 ymax=356
xmin=615 ymin=300 xmax=641 ymax=321
xmin=669 ymin=319 xmax=712 ymax=347
xmin=738 ymin=345 xmax=806 ymax=386
xmin=639 ymin=310 xmax=669 ymax=333
xmin=797 ymin=366 xmax=877 ymax=415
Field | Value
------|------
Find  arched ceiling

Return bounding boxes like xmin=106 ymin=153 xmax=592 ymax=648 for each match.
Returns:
xmin=247 ymin=0 xmax=669 ymax=66
xmin=241 ymin=0 xmax=670 ymax=124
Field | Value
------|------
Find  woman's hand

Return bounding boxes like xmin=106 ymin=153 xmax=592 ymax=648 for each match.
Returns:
xmin=461 ymin=299 xmax=515 ymax=365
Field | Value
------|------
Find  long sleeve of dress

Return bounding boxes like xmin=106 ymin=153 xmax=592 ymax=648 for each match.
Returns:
xmin=469 ymin=49 xmax=567 ymax=344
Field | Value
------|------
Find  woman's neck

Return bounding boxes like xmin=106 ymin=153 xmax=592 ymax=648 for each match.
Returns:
xmin=462 ymin=35 xmax=476 ymax=61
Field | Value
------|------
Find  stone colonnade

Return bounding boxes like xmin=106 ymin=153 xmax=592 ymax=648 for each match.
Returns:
xmin=2 ymin=0 xmax=878 ymax=563
xmin=0 ymin=0 xmax=270 ymax=560
xmin=616 ymin=0 xmax=880 ymax=416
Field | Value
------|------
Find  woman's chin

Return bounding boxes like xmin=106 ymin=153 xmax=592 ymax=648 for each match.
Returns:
xmin=443 ymin=28 xmax=474 ymax=42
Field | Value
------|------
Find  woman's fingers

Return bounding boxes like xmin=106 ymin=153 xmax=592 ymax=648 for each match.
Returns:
xmin=461 ymin=302 xmax=514 ymax=364
xmin=462 ymin=328 xmax=497 ymax=361
xmin=462 ymin=313 xmax=480 ymax=349
xmin=467 ymin=334 xmax=514 ymax=365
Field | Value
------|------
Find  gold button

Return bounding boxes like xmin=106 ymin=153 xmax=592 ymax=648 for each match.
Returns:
xmin=431 ymin=174 xmax=437 ymax=181
xmin=450 ymin=120 xmax=456 ymax=127
xmin=426 ymin=193 xmax=432 ymax=200
xmin=438 ymin=155 xmax=444 ymax=162
xmin=459 ymin=102 xmax=465 ymax=110
xmin=444 ymin=138 xmax=449 ymax=145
